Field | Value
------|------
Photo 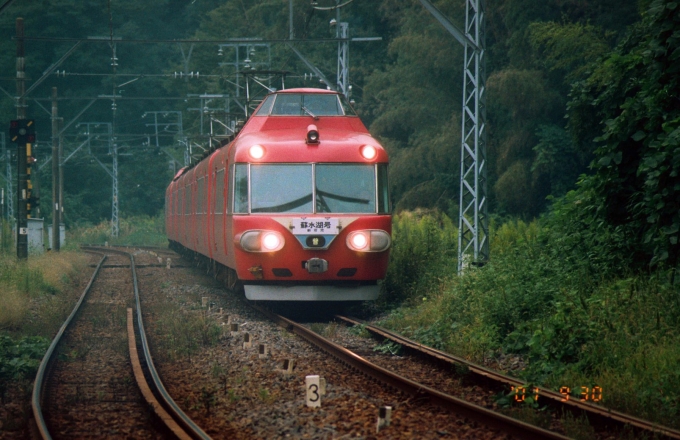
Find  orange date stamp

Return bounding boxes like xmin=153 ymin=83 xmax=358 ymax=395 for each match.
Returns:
xmin=510 ymin=386 xmax=603 ymax=402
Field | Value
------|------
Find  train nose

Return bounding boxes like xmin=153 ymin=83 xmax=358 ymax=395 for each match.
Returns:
xmin=304 ymin=258 xmax=328 ymax=273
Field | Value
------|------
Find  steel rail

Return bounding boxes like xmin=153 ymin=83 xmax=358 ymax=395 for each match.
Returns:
xmin=81 ymin=245 xmax=212 ymax=440
xmin=31 ymin=251 xmax=107 ymax=439
xmin=336 ymin=316 xmax=680 ymax=440
xmin=252 ymin=304 xmax=569 ymax=440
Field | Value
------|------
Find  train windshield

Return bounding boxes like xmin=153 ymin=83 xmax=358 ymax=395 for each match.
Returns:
xmin=237 ymin=163 xmax=389 ymax=214
xmin=254 ymin=93 xmax=357 ymax=117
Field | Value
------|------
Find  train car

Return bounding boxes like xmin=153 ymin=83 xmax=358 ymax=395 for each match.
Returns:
xmin=165 ymin=88 xmax=391 ymax=301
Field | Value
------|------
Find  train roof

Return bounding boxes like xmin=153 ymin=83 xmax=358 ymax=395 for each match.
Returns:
xmin=273 ymin=87 xmax=337 ymax=94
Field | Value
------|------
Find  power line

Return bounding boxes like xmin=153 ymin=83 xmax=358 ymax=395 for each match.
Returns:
xmin=15 ymin=36 xmax=374 ymax=44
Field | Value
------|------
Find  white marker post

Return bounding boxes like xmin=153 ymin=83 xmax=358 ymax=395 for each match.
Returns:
xmin=305 ymin=375 xmax=321 ymax=408
xmin=166 ymin=258 xmax=171 ymax=269
xmin=258 ymin=344 xmax=268 ymax=359
xmin=243 ymin=332 xmax=252 ymax=349
xmin=201 ymin=297 xmax=208 ymax=308
xmin=376 ymin=406 xmax=392 ymax=432
xmin=281 ymin=359 xmax=294 ymax=375
xmin=230 ymin=323 xmax=239 ymax=336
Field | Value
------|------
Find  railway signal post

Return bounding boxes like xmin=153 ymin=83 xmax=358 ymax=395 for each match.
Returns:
xmin=13 ymin=17 xmax=31 ymax=259
xmin=9 ymin=119 xmax=35 ymax=259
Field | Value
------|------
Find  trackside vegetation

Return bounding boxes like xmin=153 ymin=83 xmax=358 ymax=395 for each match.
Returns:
xmin=0 ymin=215 xmax=165 ymax=432
xmin=379 ymin=211 xmax=680 ymax=428
xmin=378 ymin=1 xmax=680 ymax=429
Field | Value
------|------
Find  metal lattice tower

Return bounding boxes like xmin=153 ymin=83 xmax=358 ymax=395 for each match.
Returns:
xmin=457 ymin=0 xmax=488 ymax=272
xmin=419 ymin=0 xmax=488 ymax=273
xmin=336 ymin=22 xmax=349 ymax=96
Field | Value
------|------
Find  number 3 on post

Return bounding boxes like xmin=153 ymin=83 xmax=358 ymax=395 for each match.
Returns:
xmin=306 ymin=375 xmax=321 ymax=408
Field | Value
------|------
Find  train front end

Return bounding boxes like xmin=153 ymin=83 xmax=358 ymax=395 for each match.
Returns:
xmin=230 ymin=89 xmax=391 ymax=301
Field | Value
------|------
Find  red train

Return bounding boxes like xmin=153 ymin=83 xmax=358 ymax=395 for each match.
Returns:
xmin=165 ymin=88 xmax=391 ymax=300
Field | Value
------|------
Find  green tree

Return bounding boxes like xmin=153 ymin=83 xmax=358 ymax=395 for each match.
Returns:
xmin=568 ymin=0 xmax=680 ymax=266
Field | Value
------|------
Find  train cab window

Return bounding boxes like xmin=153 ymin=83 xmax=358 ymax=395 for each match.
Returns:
xmin=377 ymin=164 xmax=390 ymax=214
xmin=254 ymin=95 xmax=275 ymax=116
xmin=234 ymin=163 xmax=387 ymax=214
xmin=258 ymin=93 xmax=356 ymax=117
xmin=215 ymin=169 xmax=225 ymax=214
xmin=316 ymin=165 xmax=375 ymax=213
xmin=251 ymin=164 xmax=313 ymax=213
xmin=233 ymin=164 xmax=249 ymax=214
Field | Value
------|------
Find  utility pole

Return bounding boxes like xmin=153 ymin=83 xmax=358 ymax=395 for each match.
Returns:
xmin=58 ymin=118 xmax=63 ymax=226
xmin=142 ymin=111 xmax=183 ymax=148
xmin=1 ymin=133 xmax=12 ymax=222
xmin=15 ymin=17 xmax=28 ymax=259
xmin=51 ymin=87 xmax=60 ymax=251
xmin=77 ymin=122 xmax=118 ymax=236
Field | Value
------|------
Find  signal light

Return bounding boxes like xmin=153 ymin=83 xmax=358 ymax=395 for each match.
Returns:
xmin=9 ymin=119 xmax=35 ymax=144
xmin=306 ymin=124 xmax=319 ymax=144
xmin=249 ymin=144 xmax=265 ymax=159
xmin=360 ymin=145 xmax=377 ymax=160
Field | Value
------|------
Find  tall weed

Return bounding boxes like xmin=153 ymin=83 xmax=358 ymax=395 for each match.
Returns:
xmin=68 ymin=215 xmax=167 ymax=247
xmin=379 ymin=210 xmax=680 ymax=427
xmin=379 ymin=209 xmax=457 ymax=307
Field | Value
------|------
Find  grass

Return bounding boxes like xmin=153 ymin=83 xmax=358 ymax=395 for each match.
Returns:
xmin=377 ymin=210 xmax=680 ymax=429
xmin=0 ymin=251 xmax=88 ymax=335
xmin=67 ymin=215 xmax=168 ymax=248
xmin=151 ymin=299 xmax=224 ymax=361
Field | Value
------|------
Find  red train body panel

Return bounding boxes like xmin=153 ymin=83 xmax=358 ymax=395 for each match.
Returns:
xmin=165 ymin=88 xmax=391 ymax=300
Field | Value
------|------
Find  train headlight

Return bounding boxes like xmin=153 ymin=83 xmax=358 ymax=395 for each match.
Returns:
xmin=239 ymin=230 xmax=285 ymax=252
xmin=360 ymin=145 xmax=377 ymax=160
xmin=349 ymin=232 xmax=368 ymax=250
xmin=346 ymin=230 xmax=391 ymax=252
xmin=262 ymin=232 xmax=283 ymax=251
xmin=249 ymin=144 xmax=265 ymax=159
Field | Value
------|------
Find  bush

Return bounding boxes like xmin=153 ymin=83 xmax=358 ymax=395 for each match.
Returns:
xmin=378 ymin=210 xmax=680 ymax=427
xmin=0 ymin=335 xmax=50 ymax=400
xmin=379 ymin=209 xmax=457 ymax=307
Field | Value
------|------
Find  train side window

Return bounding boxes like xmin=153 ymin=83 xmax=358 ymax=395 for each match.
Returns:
xmin=197 ymin=177 xmax=204 ymax=214
xmin=215 ymin=169 xmax=225 ymax=214
xmin=377 ymin=164 xmax=390 ymax=214
xmin=185 ymin=184 xmax=192 ymax=215
xmin=234 ymin=164 xmax=249 ymax=214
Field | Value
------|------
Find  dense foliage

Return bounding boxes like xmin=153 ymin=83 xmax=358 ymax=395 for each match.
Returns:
xmin=377 ymin=0 xmax=680 ymax=428
xmin=0 ymin=0 xmax=642 ymax=226
xmin=568 ymin=0 xmax=680 ymax=266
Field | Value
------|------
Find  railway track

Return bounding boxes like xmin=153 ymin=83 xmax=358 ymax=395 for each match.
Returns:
xmin=31 ymin=246 xmax=210 ymax=439
xmin=251 ymin=304 xmax=570 ymax=440
xmin=329 ymin=315 xmax=680 ymax=440
xmin=30 ymin=245 xmax=677 ymax=438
